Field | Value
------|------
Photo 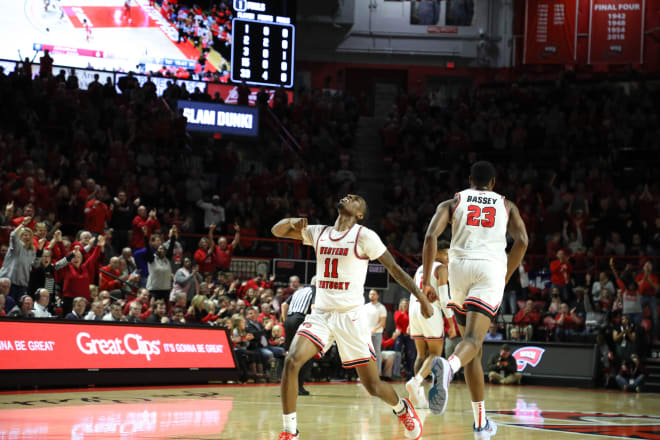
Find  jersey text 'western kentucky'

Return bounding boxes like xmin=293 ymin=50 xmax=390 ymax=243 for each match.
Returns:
xmin=302 ymin=224 xmax=387 ymax=312
xmin=450 ymin=189 xmax=508 ymax=263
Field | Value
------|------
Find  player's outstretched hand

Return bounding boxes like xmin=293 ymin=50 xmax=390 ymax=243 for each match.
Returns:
xmin=289 ymin=217 xmax=307 ymax=232
xmin=419 ymin=295 xmax=434 ymax=319
xmin=423 ymin=284 xmax=438 ymax=302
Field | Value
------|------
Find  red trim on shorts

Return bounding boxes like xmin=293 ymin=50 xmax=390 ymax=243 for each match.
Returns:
xmin=448 ymin=302 xmax=466 ymax=314
xmin=465 ymin=296 xmax=500 ymax=313
xmin=411 ymin=334 xmax=425 ymax=340
xmin=328 ymin=225 xmax=353 ymax=242
xmin=353 ymin=226 xmax=369 ymax=260
xmin=297 ymin=330 xmax=325 ymax=350
xmin=315 ymin=226 xmax=329 ymax=251
xmin=425 ymin=336 xmax=445 ymax=341
xmin=343 ymin=356 xmax=372 ymax=368
xmin=463 ymin=299 xmax=498 ymax=317
xmin=451 ymin=193 xmax=461 ymax=217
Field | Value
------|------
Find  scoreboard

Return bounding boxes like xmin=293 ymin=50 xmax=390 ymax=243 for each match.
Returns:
xmin=230 ymin=0 xmax=296 ymax=89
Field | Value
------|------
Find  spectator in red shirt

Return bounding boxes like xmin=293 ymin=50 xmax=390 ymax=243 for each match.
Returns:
xmin=280 ymin=275 xmax=300 ymax=303
xmin=84 ymin=195 xmax=111 ymax=235
xmin=123 ymin=288 xmax=151 ymax=315
xmin=194 ymin=226 xmax=216 ymax=275
xmin=60 ymin=236 xmax=104 ymax=315
xmin=636 ymin=260 xmax=659 ymax=341
xmin=9 ymin=203 xmax=37 ymax=229
xmin=213 ymin=223 xmax=240 ymax=271
xmin=130 ymin=206 xmax=160 ymax=250
xmin=393 ymin=298 xmax=416 ymax=377
xmin=554 ymin=302 xmax=583 ymax=341
xmin=258 ymin=302 xmax=277 ymax=324
xmin=513 ymin=299 xmax=540 ymax=340
xmin=550 ymin=249 xmax=573 ymax=302
xmin=99 ymin=257 xmax=126 ymax=296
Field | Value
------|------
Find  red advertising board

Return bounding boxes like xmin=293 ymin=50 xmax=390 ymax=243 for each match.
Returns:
xmin=0 ymin=321 xmax=236 ymax=370
xmin=207 ymin=83 xmax=294 ymax=107
xmin=588 ymin=0 xmax=645 ymax=64
xmin=524 ymin=0 xmax=578 ymax=64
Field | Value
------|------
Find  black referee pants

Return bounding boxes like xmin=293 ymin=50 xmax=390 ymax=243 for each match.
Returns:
xmin=285 ymin=313 xmax=312 ymax=391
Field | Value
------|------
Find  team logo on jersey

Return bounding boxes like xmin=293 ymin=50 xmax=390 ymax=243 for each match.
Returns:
xmin=489 ymin=407 xmax=660 ymax=439
xmin=512 ymin=346 xmax=545 ymax=371
xmin=302 ymin=323 xmax=312 ymax=328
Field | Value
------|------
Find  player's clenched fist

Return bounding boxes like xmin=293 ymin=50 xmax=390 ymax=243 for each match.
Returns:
xmin=423 ymin=284 xmax=438 ymax=302
xmin=289 ymin=217 xmax=308 ymax=231
xmin=419 ymin=295 xmax=434 ymax=319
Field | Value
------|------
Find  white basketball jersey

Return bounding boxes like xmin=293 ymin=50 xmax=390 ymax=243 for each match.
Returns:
xmin=450 ymin=189 xmax=508 ymax=263
xmin=412 ymin=262 xmax=441 ymax=303
xmin=302 ymin=224 xmax=387 ymax=312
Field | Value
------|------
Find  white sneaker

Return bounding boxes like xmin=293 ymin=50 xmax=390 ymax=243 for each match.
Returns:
xmin=473 ymin=419 xmax=498 ymax=439
xmin=415 ymin=383 xmax=428 ymax=409
xmin=406 ymin=377 xmax=428 ymax=409
xmin=395 ymin=397 xmax=423 ymax=440
xmin=428 ymin=357 xmax=452 ymax=415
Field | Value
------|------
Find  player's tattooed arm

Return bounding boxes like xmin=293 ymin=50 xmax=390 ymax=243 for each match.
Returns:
xmin=271 ymin=217 xmax=308 ymax=241
xmin=379 ymin=250 xmax=434 ymax=318
xmin=505 ymin=199 xmax=529 ymax=283
xmin=422 ymin=198 xmax=454 ymax=296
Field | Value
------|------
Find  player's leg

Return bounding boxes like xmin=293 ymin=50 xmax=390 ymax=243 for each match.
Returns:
xmin=356 ymin=361 xmax=423 ymax=440
xmin=412 ymin=338 xmax=427 ymax=376
xmin=280 ymin=334 xmax=319 ymax=438
xmin=416 ymin=339 xmax=444 ymax=380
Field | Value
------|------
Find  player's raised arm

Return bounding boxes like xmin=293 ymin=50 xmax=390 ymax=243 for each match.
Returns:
xmin=271 ymin=217 xmax=308 ymax=241
xmin=422 ymin=199 xmax=454 ymax=295
xmin=505 ymin=200 xmax=528 ymax=283
xmin=378 ymin=250 xmax=433 ymax=319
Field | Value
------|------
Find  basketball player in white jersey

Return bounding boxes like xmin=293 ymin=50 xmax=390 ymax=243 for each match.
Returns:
xmin=272 ymin=194 xmax=434 ymax=440
xmin=406 ymin=240 xmax=455 ymax=409
xmin=422 ymin=161 xmax=528 ymax=439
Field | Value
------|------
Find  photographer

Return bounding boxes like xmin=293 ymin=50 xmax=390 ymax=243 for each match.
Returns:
xmin=612 ymin=315 xmax=637 ymax=363
xmin=615 ymin=353 xmax=646 ymax=392
xmin=486 ymin=344 xmax=522 ymax=385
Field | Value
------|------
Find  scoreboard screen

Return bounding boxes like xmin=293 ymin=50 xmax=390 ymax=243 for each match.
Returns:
xmin=231 ymin=0 xmax=296 ymax=88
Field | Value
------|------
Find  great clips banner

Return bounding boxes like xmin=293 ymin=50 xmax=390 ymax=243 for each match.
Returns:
xmin=0 ymin=321 xmax=235 ymax=370
xmin=588 ymin=0 xmax=645 ymax=64
xmin=524 ymin=0 xmax=578 ymax=64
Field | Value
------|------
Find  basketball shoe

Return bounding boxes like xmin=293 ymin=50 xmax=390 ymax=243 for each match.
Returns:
xmin=395 ymin=397 xmax=423 ymax=440
xmin=473 ymin=419 xmax=497 ymax=439
xmin=278 ymin=430 xmax=299 ymax=439
xmin=428 ymin=357 xmax=452 ymax=415
xmin=405 ymin=377 xmax=428 ymax=409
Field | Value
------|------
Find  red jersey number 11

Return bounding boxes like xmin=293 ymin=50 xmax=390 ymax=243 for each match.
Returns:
xmin=324 ymin=258 xmax=339 ymax=278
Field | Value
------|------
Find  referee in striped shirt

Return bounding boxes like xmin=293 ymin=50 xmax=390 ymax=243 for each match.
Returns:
xmin=281 ymin=276 xmax=316 ymax=395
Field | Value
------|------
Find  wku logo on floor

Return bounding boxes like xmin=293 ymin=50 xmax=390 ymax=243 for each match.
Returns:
xmin=490 ymin=409 xmax=660 ymax=439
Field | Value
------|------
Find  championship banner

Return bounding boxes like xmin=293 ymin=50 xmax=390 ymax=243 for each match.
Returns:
xmin=524 ymin=0 xmax=578 ymax=64
xmin=588 ymin=0 xmax=645 ymax=64
xmin=0 ymin=321 xmax=236 ymax=370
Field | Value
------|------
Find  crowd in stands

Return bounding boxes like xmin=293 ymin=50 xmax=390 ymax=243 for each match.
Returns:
xmin=0 ymin=50 xmax=658 ymax=389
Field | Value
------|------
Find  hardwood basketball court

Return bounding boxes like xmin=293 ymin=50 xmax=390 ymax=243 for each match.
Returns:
xmin=1 ymin=382 xmax=658 ymax=439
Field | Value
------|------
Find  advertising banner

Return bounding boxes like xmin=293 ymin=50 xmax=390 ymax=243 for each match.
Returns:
xmin=177 ymin=100 xmax=259 ymax=136
xmin=0 ymin=321 xmax=236 ymax=370
xmin=588 ymin=0 xmax=645 ymax=64
xmin=524 ymin=0 xmax=579 ymax=64
xmin=482 ymin=341 xmax=596 ymax=379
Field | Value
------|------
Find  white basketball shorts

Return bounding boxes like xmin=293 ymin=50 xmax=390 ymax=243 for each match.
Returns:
xmin=296 ymin=307 xmax=376 ymax=368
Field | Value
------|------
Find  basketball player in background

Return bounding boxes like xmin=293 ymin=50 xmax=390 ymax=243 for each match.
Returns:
xmin=406 ymin=239 xmax=455 ymax=409
xmin=272 ymin=194 xmax=434 ymax=440
xmin=423 ymin=161 xmax=528 ymax=439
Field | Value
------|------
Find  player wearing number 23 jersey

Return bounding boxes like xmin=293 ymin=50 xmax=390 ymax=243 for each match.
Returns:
xmin=447 ymin=188 xmax=509 ymax=320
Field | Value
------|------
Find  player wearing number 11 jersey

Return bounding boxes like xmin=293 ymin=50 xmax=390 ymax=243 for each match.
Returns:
xmin=423 ymin=161 xmax=528 ymax=439
xmin=272 ymin=194 xmax=434 ymax=440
